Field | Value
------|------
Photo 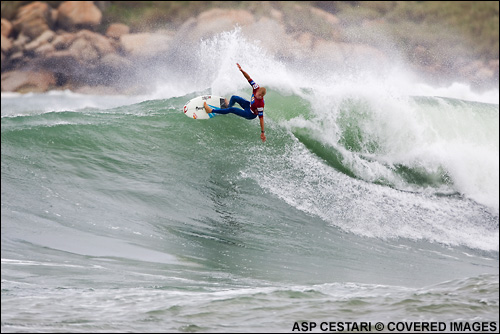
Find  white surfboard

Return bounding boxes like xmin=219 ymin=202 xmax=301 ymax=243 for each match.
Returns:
xmin=183 ymin=95 xmax=226 ymax=120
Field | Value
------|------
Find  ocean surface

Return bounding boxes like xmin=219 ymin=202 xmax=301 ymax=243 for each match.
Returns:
xmin=1 ymin=30 xmax=499 ymax=332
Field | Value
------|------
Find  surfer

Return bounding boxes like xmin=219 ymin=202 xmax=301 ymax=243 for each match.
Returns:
xmin=204 ymin=63 xmax=267 ymax=142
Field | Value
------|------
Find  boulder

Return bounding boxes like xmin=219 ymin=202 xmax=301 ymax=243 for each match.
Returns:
xmin=57 ymin=1 xmax=102 ymax=31
xmin=1 ymin=18 xmax=13 ymax=37
xmin=176 ymin=9 xmax=254 ymax=42
xmin=10 ymin=33 xmax=31 ymax=54
xmin=12 ymin=2 xmax=53 ymax=40
xmin=36 ymin=49 xmax=79 ymax=71
xmin=1 ymin=70 xmax=56 ymax=92
xmin=99 ymin=53 xmax=132 ymax=71
xmin=34 ymin=43 xmax=56 ymax=57
xmin=43 ymin=29 xmax=116 ymax=65
xmin=1 ymin=35 xmax=13 ymax=54
xmin=119 ymin=32 xmax=173 ymax=58
xmin=75 ymin=30 xmax=115 ymax=56
xmin=310 ymin=7 xmax=339 ymax=26
xmin=51 ymin=32 xmax=77 ymax=50
xmin=106 ymin=23 xmax=130 ymax=39
xmin=68 ymin=37 xmax=99 ymax=63
xmin=24 ymin=30 xmax=56 ymax=52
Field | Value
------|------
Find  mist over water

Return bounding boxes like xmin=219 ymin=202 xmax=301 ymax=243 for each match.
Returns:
xmin=163 ymin=28 xmax=500 ymax=214
xmin=2 ymin=27 xmax=498 ymax=332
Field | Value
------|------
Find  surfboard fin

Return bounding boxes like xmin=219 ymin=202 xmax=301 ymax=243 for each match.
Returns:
xmin=220 ymin=98 xmax=228 ymax=108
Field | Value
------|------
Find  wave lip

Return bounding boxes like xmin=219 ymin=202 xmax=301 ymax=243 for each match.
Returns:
xmin=281 ymin=92 xmax=499 ymax=214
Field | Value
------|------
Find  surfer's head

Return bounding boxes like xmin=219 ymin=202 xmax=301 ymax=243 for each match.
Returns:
xmin=256 ymin=87 xmax=266 ymax=99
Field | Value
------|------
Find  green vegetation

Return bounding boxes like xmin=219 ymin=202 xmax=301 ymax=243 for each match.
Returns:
xmin=101 ymin=1 xmax=233 ymax=30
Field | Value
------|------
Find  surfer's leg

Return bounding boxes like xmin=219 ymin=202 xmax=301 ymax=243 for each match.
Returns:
xmin=208 ymin=96 xmax=255 ymax=119
xmin=228 ymin=95 xmax=250 ymax=110
xmin=211 ymin=106 xmax=245 ymax=116
xmin=206 ymin=101 xmax=243 ymax=116
xmin=204 ymin=98 xmax=239 ymax=114
xmin=229 ymin=108 xmax=256 ymax=119
xmin=209 ymin=105 xmax=256 ymax=119
xmin=203 ymin=102 xmax=213 ymax=113
xmin=227 ymin=96 xmax=256 ymax=119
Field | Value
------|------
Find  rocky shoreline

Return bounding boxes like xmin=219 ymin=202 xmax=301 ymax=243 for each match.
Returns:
xmin=1 ymin=1 xmax=498 ymax=95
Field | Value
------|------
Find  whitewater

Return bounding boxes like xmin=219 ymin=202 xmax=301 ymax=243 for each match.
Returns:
xmin=1 ymin=29 xmax=498 ymax=332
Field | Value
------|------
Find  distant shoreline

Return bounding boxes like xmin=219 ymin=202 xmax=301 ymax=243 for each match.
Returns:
xmin=1 ymin=1 xmax=498 ymax=95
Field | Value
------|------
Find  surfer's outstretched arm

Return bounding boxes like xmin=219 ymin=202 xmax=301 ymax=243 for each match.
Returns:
xmin=259 ymin=117 xmax=266 ymax=142
xmin=237 ymin=63 xmax=251 ymax=81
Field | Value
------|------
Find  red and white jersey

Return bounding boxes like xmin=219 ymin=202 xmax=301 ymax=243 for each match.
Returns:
xmin=249 ymin=79 xmax=264 ymax=118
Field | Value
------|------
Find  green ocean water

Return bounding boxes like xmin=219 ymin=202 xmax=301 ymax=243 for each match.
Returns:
xmin=2 ymin=88 xmax=498 ymax=332
xmin=2 ymin=29 xmax=499 ymax=333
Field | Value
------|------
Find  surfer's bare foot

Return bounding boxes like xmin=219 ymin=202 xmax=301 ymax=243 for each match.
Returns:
xmin=203 ymin=101 xmax=212 ymax=113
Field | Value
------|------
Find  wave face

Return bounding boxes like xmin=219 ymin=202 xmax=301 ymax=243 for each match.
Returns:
xmin=1 ymin=30 xmax=498 ymax=332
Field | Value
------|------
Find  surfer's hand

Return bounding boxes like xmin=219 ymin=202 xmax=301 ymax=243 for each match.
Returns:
xmin=260 ymin=132 xmax=266 ymax=142
xmin=236 ymin=63 xmax=242 ymax=71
